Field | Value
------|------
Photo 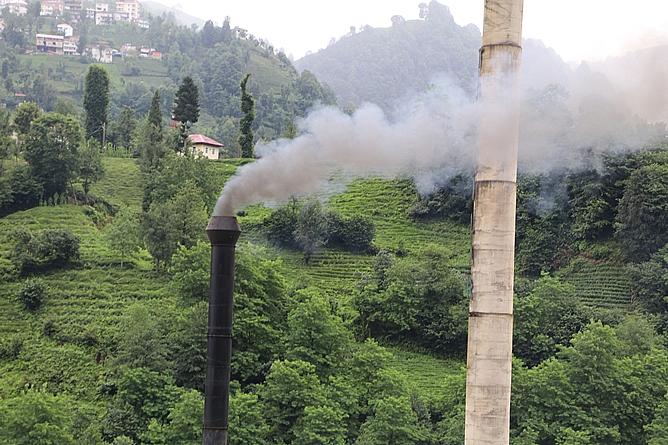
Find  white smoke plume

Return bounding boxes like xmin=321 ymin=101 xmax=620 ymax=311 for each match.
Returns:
xmin=214 ymin=46 xmax=667 ymax=216
xmin=215 ymin=83 xmax=478 ymax=215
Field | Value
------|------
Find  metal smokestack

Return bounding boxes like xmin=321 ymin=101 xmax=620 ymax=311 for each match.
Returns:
xmin=465 ymin=1 xmax=524 ymax=444
xmin=203 ymin=216 xmax=241 ymax=445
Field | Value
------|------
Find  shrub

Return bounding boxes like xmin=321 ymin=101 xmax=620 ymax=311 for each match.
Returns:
xmin=11 ymin=228 xmax=80 ymax=274
xmin=8 ymin=165 xmax=42 ymax=211
xmin=265 ymin=200 xmax=376 ymax=254
xmin=327 ymin=214 xmax=375 ymax=252
xmin=0 ymin=335 xmax=23 ymax=359
xmin=18 ymin=278 xmax=47 ymax=311
xmin=353 ymin=246 xmax=467 ymax=354
xmin=42 ymin=318 xmax=58 ymax=338
xmin=0 ymin=176 xmax=11 ymax=213
xmin=265 ymin=199 xmax=300 ymax=248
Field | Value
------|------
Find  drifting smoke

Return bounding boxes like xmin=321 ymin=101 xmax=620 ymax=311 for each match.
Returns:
xmin=215 ymin=82 xmax=478 ymax=215
xmin=214 ymin=45 xmax=667 ymax=216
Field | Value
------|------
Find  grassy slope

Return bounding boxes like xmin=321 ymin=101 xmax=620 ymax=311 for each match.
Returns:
xmin=18 ymin=53 xmax=170 ymax=97
xmin=91 ymin=157 xmax=144 ymax=209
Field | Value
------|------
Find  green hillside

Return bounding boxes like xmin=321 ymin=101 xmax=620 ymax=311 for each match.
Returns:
xmin=2 ymin=152 xmax=667 ymax=444
xmin=0 ymin=157 xmax=464 ymax=402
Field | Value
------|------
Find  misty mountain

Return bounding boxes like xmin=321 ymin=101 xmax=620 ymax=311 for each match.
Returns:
xmin=295 ymin=1 xmax=581 ymax=112
xmin=295 ymin=1 xmax=481 ymax=111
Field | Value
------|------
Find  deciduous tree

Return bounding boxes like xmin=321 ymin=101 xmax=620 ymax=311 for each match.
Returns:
xmin=105 ymin=208 xmax=141 ymax=267
xmin=294 ymin=199 xmax=328 ymax=264
xmin=78 ymin=142 xmax=105 ymax=196
xmin=24 ymin=113 xmax=81 ymax=197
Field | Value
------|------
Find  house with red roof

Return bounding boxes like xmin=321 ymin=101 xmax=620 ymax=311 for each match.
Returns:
xmin=188 ymin=134 xmax=224 ymax=160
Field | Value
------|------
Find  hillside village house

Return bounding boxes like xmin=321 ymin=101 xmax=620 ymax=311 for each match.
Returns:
xmin=95 ymin=11 xmax=113 ymax=25
xmin=0 ymin=0 xmax=28 ymax=15
xmin=63 ymin=40 xmax=78 ymax=55
xmin=116 ymin=0 xmax=140 ymax=22
xmin=40 ymin=0 xmax=64 ymax=16
xmin=188 ymin=134 xmax=224 ymax=160
xmin=36 ymin=34 xmax=64 ymax=55
xmin=57 ymin=23 xmax=74 ymax=37
xmin=63 ymin=0 xmax=82 ymax=13
xmin=89 ymin=46 xmax=113 ymax=63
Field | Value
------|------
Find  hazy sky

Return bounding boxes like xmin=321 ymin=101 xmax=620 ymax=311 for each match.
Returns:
xmin=163 ymin=0 xmax=668 ymax=62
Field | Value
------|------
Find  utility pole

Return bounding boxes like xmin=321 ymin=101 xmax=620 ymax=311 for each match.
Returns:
xmin=465 ymin=1 xmax=524 ymax=444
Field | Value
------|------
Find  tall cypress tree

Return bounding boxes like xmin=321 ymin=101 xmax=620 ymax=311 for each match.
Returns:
xmin=172 ymin=77 xmax=200 ymax=128
xmin=239 ymin=74 xmax=255 ymax=158
xmin=140 ymin=90 xmax=165 ymax=170
xmin=148 ymin=90 xmax=163 ymax=140
xmin=172 ymin=77 xmax=199 ymax=151
xmin=83 ymin=65 xmax=110 ymax=143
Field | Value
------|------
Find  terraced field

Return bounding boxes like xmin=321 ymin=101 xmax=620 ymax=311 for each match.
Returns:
xmin=91 ymin=157 xmax=143 ymax=209
xmin=559 ymin=260 xmax=633 ymax=309
xmin=387 ymin=347 xmax=465 ymax=402
xmin=329 ymin=178 xmax=470 ymax=269
xmin=230 ymin=175 xmax=471 ymax=300
xmin=0 ymin=203 xmax=162 ymax=339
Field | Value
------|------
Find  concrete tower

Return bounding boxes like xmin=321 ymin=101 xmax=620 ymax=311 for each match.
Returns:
xmin=465 ymin=1 xmax=524 ymax=444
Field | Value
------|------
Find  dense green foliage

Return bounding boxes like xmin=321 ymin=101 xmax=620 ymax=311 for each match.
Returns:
xmin=83 ymin=66 xmax=111 ymax=143
xmin=10 ymin=228 xmax=80 ymax=274
xmin=513 ymin=320 xmax=668 ymax=445
xmin=265 ymin=199 xmax=377 ymax=259
xmin=296 ymin=1 xmax=479 ymax=110
xmin=17 ymin=277 xmax=47 ymax=311
xmin=24 ymin=113 xmax=82 ymax=198
xmin=413 ymin=149 xmax=668 ymax=276
xmin=616 ymin=163 xmax=668 ymax=261
xmin=1 ymin=153 xmax=668 ymax=444
xmin=354 ymin=246 xmax=468 ymax=354
xmin=239 ymin=73 xmax=256 ymax=158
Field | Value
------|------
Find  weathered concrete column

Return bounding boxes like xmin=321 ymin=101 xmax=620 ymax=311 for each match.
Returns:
xmin=465 ymin=1 xmax=524 ymax=444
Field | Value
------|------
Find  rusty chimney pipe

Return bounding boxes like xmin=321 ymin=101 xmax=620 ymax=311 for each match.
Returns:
xmin=203 ymin=216 xmax=241 ymax=445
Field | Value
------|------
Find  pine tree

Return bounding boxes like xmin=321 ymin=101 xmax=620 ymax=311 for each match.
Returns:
xmin=239 ymin=74 xmax=255 ymax=158
xmin=173 ymin=77 xmax=200 ymax=128
xmin=83 ymin=65 xmax=110 ymax=143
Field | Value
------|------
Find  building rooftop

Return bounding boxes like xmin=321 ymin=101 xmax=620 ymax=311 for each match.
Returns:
xmin=36 ymin=33 xmax=65 ymax=40
xmin=189 ymin=134 xmax=224 ymax=147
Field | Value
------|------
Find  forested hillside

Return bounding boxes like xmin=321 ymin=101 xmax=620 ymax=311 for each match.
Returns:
xmin=296 ymin=1 xmax=480 ymax=111
xmin=0 ymin=11 xmax=334 ymax=151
